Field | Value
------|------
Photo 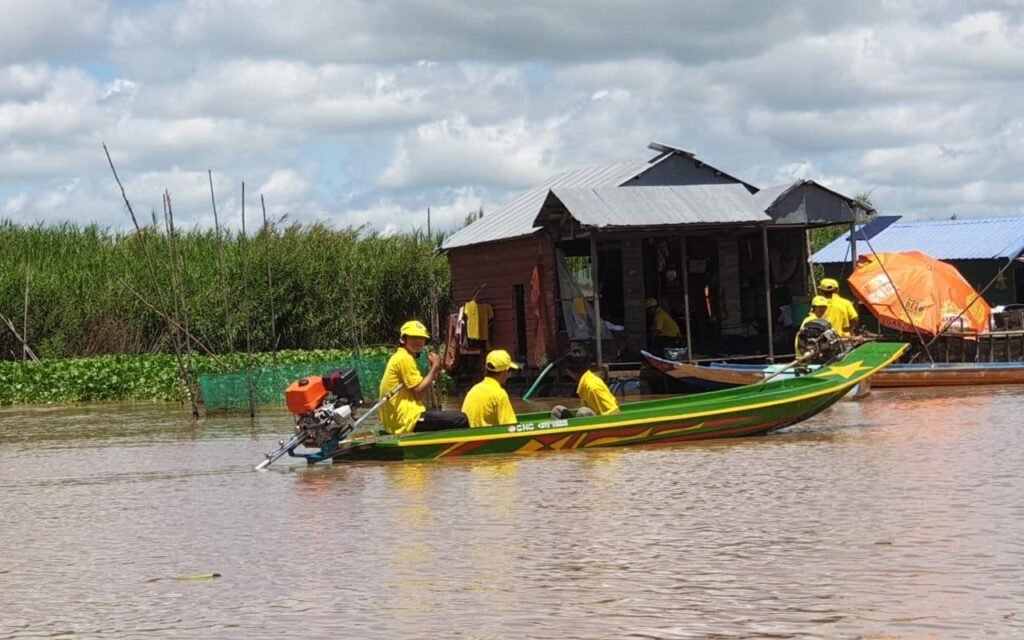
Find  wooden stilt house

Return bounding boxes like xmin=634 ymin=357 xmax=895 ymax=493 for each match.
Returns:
xmin=441 ymin=142 xmax=872 ymax=380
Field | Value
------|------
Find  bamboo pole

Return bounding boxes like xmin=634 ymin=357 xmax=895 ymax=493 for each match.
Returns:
xmin=104 ymin=144 xmax=198 ymax=405
xmin=426 ymin=208 xmax=442 ymax=410
xmin=241 ymin=182 xmax=256 ymax=417
xmin=260 ymin=194 xmax=278 ymax=364
xmin=164 ymin=191 xmax=200 ymax=417
xmin=0 ymin=311 xmax=39 ymax=363
xmin=22 ymin=264 xmax=30 ymax=362
xmin=208 ymin=170 xmax=234 ymax=355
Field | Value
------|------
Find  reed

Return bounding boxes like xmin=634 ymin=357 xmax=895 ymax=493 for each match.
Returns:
xmin=0 ymin=220 xmax=451 ymax=360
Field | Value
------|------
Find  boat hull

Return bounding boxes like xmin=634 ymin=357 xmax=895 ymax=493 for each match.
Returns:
xmin=328 ymin=342 xmax=907 ymax=462
xmin=645 ymin=349 xmax=1024 ymax=390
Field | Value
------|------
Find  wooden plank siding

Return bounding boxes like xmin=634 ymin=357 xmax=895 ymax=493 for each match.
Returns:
xmin=446 ymin=234 xmax=559 ymax=367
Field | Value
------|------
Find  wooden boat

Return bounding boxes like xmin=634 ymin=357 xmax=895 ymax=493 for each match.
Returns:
xmin=272 ymin=342 xmax=906 ymax=464
xmin=643 ymin=347 xmax=1024 ymax=390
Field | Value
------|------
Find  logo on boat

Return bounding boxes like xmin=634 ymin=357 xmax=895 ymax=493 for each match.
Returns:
xmin=508 ymin=420 xmax=569 ymax=433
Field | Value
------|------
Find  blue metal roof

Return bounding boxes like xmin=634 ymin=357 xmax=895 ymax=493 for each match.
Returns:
xmin=812 ymin=216 xmax=1024 ymax=263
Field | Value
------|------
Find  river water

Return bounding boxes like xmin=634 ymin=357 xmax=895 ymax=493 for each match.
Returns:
xmin=1 ymin=386 xmax=1022 ymax=639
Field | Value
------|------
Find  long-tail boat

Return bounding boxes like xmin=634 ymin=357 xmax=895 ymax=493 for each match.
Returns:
xmin=256 ymin=341 xmax=906 ymax=468
xmin=643 ymin=348 xmax=1024 ymax=391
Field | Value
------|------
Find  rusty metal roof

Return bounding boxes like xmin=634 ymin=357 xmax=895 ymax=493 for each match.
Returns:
xmin=545 ymin=184 xmax=771 ymax=228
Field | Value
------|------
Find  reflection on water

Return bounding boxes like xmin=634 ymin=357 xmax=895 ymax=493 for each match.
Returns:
xmin=1 ymin=387 xmax=1023 ymax=639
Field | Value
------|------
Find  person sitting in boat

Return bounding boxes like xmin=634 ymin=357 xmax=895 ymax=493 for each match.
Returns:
xmin=818 ymin=278 xmax=859 ymax=336
xmin=795 ymin=297 xmax=844 ymax=362
xmin=461 ymin=349 xmax=519 ymax=428
xmin=551 ymin=346 xmax=620 ymax=419
xmin=379 ymin=320 xmax=469 ymax=434
xmin=645 ymin=298 xmax=681 ymax=356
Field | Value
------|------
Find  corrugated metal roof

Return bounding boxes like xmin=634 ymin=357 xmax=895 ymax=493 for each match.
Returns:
xmin=441 ymin=160 xmax=649 ymax=249
xmin=751 ymin=183 xmax=792 ymax=212
xmin=812 ymin=216 xmax=1024 ymax=263
xmin=548 ymin=184 xmax=771 ymax=228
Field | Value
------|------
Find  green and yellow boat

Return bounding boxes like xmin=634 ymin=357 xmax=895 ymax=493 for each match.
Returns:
xmin=257 ymin=341 xmax=907 ymax=468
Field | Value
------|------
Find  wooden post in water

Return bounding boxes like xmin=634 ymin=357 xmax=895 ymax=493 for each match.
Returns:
xmin=22 ymin=264 xmax=30 ymax=362
xmin=209 ymin=170 xmax=235 ymax=356
xmin=589 ymin=233 xmax=603 ymax=367
xmin=241 ymin=182 xmax=256 ymax=417
xmin=260 ymin=194 xmax=278 ymax=364
xmin=680 ymin=234 xmax=693 ymax=363
xmin=427 ymin=207 xmax=442 ymax=410
xmin=762 ymin=226 xmax=775 ymax=362
xmin=163 ymin=191 xmax=200 ymax=418
xmin=105 ymin=144 xmax=199 ymax=407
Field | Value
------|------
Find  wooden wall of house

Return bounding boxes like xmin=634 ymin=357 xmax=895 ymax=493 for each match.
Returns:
xmin=446 ymin=233 xmax=558 ymax=368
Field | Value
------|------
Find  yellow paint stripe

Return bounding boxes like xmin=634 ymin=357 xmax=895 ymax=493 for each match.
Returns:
xmin=398 ymin=345 xmax=907 ymax=448
xmin=516 ymin=439 xmax=546 ymax=453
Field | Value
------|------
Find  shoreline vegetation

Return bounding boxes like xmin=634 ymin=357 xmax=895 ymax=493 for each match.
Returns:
xmin=0 ymin=219 xmax=449 ymax=408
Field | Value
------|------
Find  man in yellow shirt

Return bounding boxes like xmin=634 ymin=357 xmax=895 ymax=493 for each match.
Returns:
xmin=818 ymin=278 xmax=859 ymax=336
xmin=552 ymin=346 xmax=620 ymax=419
xmin=461 ymin=349 xmax=519 ymax=427
xmin=646 ymin=297 xmax=681 ymax=355
xmin=379 ymin=320 xmax=469 ymax=434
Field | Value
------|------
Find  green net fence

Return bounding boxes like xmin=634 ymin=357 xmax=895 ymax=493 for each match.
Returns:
xmin=198 ymin=355 xmax=390 ymax=412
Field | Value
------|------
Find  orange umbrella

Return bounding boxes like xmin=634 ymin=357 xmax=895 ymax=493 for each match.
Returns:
xmin=848 ymin=251 xmax=990 ymax=335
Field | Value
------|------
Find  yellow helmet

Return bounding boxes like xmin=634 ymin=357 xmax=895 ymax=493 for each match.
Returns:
xmin=644 ymin=298 xmax=659 ymax=309
xmin=485 ymin=349 xmax=519 ymax=372
xmin=819 ymin=278 xmax=839 ymax=292
xmin=811 ymin=295 xmax=830 ymax=307
xmin=399 ymin=320 xmax=430 ymax=339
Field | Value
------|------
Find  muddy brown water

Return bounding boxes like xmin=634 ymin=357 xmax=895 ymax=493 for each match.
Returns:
xmin=1 ymin=387 xmax=1022 ymax=639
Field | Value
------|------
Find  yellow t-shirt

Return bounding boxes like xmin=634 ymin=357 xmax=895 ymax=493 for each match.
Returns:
xmin=652 ymin=308 xmax=681 ymax=338
xmin=823 ymin=295 xmax=857 ymax=336
xmin=378 ymin=347 xmax=426 ymax=434
xmin=577 ymin=370 xmax=619 ymax=416
xmin=460 ymin=377 xmax=517 ymax=427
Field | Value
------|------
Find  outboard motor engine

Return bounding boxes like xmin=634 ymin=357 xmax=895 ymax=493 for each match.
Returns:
xmin=796 ymin=318 xmax=843 ymax=364
xmin=284 ymin=369 xmax=364 ymax=447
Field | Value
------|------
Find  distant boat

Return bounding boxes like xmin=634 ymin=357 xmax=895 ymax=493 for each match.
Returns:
xmin=643 ymin=349 xmax=1024 ymax=391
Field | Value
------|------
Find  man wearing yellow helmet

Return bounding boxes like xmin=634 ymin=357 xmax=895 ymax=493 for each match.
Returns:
xmin=818 ymin=278 xmax=858 ymax=336
xmin=379 ymin=320 xmax=469 ymax=434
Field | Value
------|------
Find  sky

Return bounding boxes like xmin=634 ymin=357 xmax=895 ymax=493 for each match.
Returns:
xmin=2 ymin=0 xmax=1024 ymax=235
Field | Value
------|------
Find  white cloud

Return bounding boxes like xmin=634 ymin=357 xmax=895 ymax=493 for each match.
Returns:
xmin=0 ymin=0 xmax=109 ymax=63
xmin=2 ymin=0 xmax=1024 ymax=234
xmin=378 ymin=115 xmax=556 ymax=189
xmin=258 ymin=169 xmax=312 ymax=205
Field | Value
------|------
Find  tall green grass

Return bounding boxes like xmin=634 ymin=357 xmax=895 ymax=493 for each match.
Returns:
xmin=0 ymin=220 xmax=450 ymax=360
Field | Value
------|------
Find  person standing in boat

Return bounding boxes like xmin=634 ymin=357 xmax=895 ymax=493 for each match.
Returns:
xmin=551 ymin=346 xmax=620 ymax=419
xmin=818 ymin=278 xmax=859 ymax=336
xmin=645 ymin=298 xmax=682 ymax=356
xmin=461 ymin=349 xmax=519 ymax=427
xmin=379 ymin=320 xmax=469 ymax=434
